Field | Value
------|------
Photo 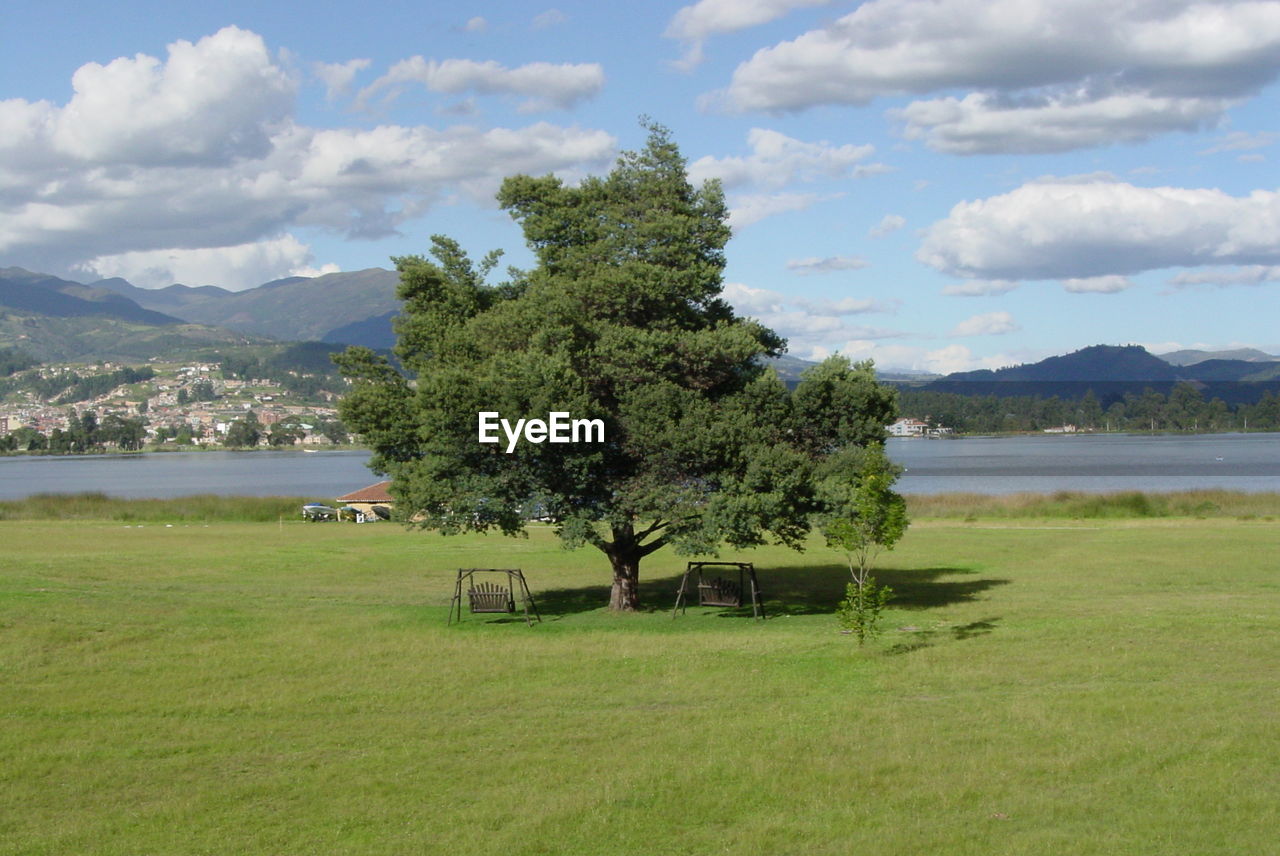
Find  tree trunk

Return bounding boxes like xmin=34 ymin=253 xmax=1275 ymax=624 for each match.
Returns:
xmin=605 ymin=523 xmax=642 ymax=612
xmin=608 ymin=550 xmax=641 ymax=611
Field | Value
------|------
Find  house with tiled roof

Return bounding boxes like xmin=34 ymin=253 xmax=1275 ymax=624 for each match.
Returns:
xmin=335 ymin=480 xmax=394 ymax=519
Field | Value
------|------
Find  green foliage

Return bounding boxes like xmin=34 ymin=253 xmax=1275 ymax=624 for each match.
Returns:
xmin=53 ymin=366 xmax=155 ymax=404
xmin=219 ymin=343 xmax=348 ymax=398
xmin=836 ymin=577 xmax=893 ymax=645
xmin=899 ymin=385 xmax=1280 ymax=434
xmin=0 ymin=345 xmax=39 ymax=376
xmin=0 ymin=493 xmax=303 ymax=521
xmin=222 ymin=411 xmax=262 ymax=448
xmin=820 ymin=444 xmax=908 ymax=641
xmin=2 ymin=365 xmax=153 ymax=403
xmin=905 ymin=489 xmax=1280 ymax=520
xmin=819 ymin=444 xmax=909 ymax=585
xmin=189 ymin=378 xmax=217 ymax=401
xmin=267 ymin=417 xmax=305 ymax=447
xmin=336 ymin=124 xmax=897 ymax=609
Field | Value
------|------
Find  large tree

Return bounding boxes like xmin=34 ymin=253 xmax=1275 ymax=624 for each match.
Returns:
xmin=336 ymin=124 xmax=896 ymax=610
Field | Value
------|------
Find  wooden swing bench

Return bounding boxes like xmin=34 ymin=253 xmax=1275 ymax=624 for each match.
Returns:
xmin=448 ymin=568 xmax=541 ymax=625
xmin=698 ymin=576 xmax=742 ymax=607
xmin=673 ymin=562 xmax=765 ymax=619
xmin=468 ymin=580 xmax=515 ymax=613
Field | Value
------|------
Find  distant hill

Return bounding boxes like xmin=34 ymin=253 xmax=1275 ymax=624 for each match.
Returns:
xmin=93 ymin=268 xmax=400 ymax=344
xmin=0 ymin=312 xmax=266 ymax=363
xmin=925 ymin=344 xmax=1280 ymax=405
xmin=1157 ymin=347 xmax=1279 ymax=366
xmin=0 ymin=267 xmax=279 ymax=362
xmin=321 ymin=310 xmax=399 ymax=350
xmin=0 ymin=268 xmax=183 ymax=327
xmin=87 ymin=276 xmax=235 ymax=313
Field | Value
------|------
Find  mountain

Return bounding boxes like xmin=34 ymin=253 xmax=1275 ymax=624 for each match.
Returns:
xmin=0 ymin=310 xmax=268 ymax=363
xmin=0 ymin=267 xmax=274 ymax=362
xmin=321 ymin=310 xmax=399 ymax=350
xmin=924 ymin=344 xmax=1280 ymax=405
xmin=936 ymin=345 xmax=1180 ymax=385
xmin=93 ymin=268 xmax=400 ymax=344
xmin=88 ymin=276 xmax=235 ymax=313
xmin=0 ymin=268 xmax=183 ymax=326
xmin=1157 ymin=347 xmax=1279 ymax=366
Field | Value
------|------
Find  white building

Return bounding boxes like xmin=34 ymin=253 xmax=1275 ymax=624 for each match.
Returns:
xmin=888 ymin=418 xmax=930 ymax=437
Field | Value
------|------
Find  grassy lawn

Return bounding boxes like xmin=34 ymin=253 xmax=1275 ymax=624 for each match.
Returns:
xmin=2 ymin=513 xmax=1277 ymax=854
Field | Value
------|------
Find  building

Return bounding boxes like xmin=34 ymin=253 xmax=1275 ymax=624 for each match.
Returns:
xmin=888 ymin=418 xmax=930 ymax=437
xmin=335 ymin=481 xmax=394 ymax=520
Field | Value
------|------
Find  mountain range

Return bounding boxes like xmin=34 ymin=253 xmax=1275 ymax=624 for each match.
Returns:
xmin=87 ymin=268 xmax=401 ymax=343
xmin=2 ymin=267 xmax=1278 ymax=404
xmin=921 ymin=344 xmax=1280 ymax=405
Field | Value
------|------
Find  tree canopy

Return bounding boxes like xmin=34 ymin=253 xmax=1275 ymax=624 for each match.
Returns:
xmin=336 ymin=124 xmax=897 ymax=610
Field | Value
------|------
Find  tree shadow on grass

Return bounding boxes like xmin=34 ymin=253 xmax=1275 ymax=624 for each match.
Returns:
xmin=527 ymin=564 xmax=1009 ymax=622
xmin=532 ymin=583 xmax=616 ymax=619
xmin=885 ymin=616 xmax=1001 ymax=655
xmin=760 ymin=564 xmax=1010 ymax=617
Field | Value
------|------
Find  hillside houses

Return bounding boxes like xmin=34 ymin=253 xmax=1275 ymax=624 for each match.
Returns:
xmin=1 ymin=360 xmax=347 ymax=448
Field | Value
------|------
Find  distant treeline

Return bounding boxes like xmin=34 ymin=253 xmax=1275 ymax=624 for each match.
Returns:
xmin=0 ymin=346 xmax=39 ymax=376
xmin=898 ymin=383 xmax=1280 ymax=433
xmin=218 ymin=342 xmax=348 ymax=397
xmin=1 ymin=410 xmax=146 ymax=454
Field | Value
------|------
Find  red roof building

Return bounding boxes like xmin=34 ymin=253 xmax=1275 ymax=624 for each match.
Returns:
xmin=336 ymin=480 xmax=393 ymax=504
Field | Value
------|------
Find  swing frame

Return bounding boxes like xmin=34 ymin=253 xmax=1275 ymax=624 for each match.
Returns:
xmin=671 ymin=561 xmax=765 ymax=620
xmin=448 ymin=568 xmax=542 ymax=626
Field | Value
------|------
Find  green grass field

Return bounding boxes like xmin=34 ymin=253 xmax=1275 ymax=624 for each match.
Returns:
xmin=2 ymin=508 xmax=1277 ymax=854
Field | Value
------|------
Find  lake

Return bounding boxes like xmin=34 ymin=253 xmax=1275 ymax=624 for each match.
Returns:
xmin=0 ymin=433 xmax=1278 ymax=500
xmin=889 ymin=432 xmax=1280 ymax=494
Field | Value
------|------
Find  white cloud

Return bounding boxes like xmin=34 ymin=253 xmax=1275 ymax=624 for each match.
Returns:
xmin=917 ymin=345 xmax=992 ymax=375
xmin=836 ymin=341 xmax=1021 ymax=374
xmin=723 ymin=281 xmax=901 ymax=356
xmin=950 ymin=311 xmax=1019 ymax=336
xmin=0 ymin=28 xmax=619 ymax=285
xmin=869 ymin=214 xmax=905 ymax=238
xmin=918 ymin=177 xmax=1280 ymax=281
xmin=787 ymin=255 xmax=869 ymax=274
xmin=693 ymin=129 xmax=881 ymax=229
xmin=532 ymin=9 xmax=569 ymax=29
xmin=720 ymin=0 xmax=1280 ymax=152
xmin=896 ymin=90 xmax=1231 ymax=155
xmin=314 ymin=59 xmax=372 ymax=101
xmin=665 ymin=0 xmax=833 ymax=68
xmin=1167 ymin=265 xmax=1280 ymax=288
xmin=1061 ymin=275 xmax=1134 ymax=293
xmin=721 ymin=282 xmax=789 ymax=315
xmin=75 ymin=235 xmax=335 ymax=291
xmin=688 ymin=128 xmax=876 ymax=189
xmin=797 ymin=296 xmax=890 ymax=315
xmin=727 ymin=191 xmax=838 ymax=229
xmin=1199 ymin=130 xmax=1278 ymax=155
xmin=941 ymin=279 xmax=1021 ymax=297
xmin=8 ymin=26 xmax=295 ymax=168
xmin=464 ymin=17 xmax=488 ymax=33
xmin=358 ymin=57 xmax=604 ymax=113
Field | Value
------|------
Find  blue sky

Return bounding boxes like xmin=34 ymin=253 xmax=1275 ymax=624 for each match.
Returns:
xmin=3 ymin=0 xmax=1279 ymax=372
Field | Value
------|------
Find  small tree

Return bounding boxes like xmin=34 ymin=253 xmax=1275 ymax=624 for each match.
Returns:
xmin=223 ymin=411 xmax=262 ymax=448
xmin=819 ymin=444 xmax=908 ymax=643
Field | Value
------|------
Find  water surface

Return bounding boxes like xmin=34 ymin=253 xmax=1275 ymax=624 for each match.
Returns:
xmin=1 ymin=433 xmax=1278 ymax=500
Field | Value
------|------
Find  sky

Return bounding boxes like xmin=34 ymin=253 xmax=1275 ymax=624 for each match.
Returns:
xmin=3 ymin=0 xmax=1280 ymax=373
